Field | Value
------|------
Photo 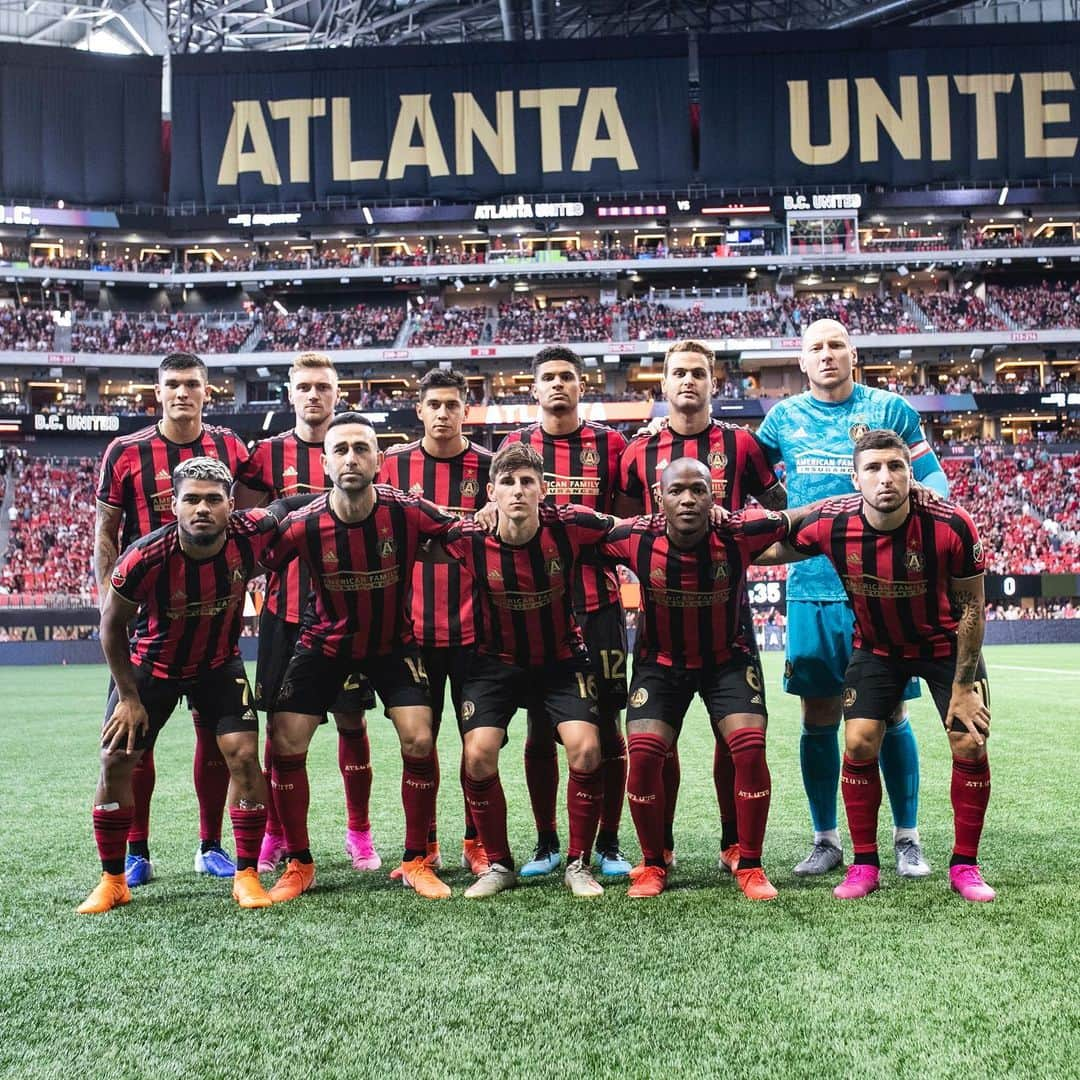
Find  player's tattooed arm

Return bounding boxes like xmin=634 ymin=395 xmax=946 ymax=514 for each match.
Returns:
xmin=99 ymin=588 xmax=148 ymax=754
xmin=946 ymin=573 xmax=991 ymax=746
xmin=93 ymin=502 xmax=123 ymax=612
xmin=756 ymin=482 xmax=788 ymax=511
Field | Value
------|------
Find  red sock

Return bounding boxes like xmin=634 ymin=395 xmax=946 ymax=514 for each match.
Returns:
xmin=460 ymin=757 xmax=478 ymax=838
xmin=427 ymin=745 xmax=440 ymax=844
xmin=128 ymin=749 xmax=154 ymax=845
xmin=662 ymin=746 xmax=681 ymax=843
xmin=728 ymin=727 xmax=771 ymax=861
xmin=463 ymin=772 xmax=511 ymax=865
xmin=93 ymin=805 xmax=134 ymax=872
xmin=193 ymin=717 xmax=229 ymax=844
xmin=229 ymin=805 xmax=267 ymax=868
xmin=841 ymin=754 xmax=882 ymax=856
xmin=627 ymin=733 xmax=668 ymax=863
xmin=713 ymin=734 xmax=737 ymax=836
xmin=271 ymin=752 xmax=310 ymax=855
xmin=401 ymin=752 xmax=438 ymax=856
xmin=263 ymin=733 xmax=283 ymax=838
xmin=951 ymin=755 xmax=991 ymax=860
xmin=524 ymin=739 xmax=559 ymax=835
xmin=599 ymin=726 xmax=627 ymax=835
xmin=338 ymin=729 xmax=372 ymax=832
xmin=566 ymin=767 xmax=603 ymax=862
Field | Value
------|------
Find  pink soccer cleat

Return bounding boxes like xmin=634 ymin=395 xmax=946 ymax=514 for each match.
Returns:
xmin=257 ymin=831 xmax=287 ymax=875
xmin=949 ymin=864 xmax=996 ymax=902
xmin=345 ymin=827 xmax=382 ymax=871
xmin=833 ymin=863 xmax=881 ymax=899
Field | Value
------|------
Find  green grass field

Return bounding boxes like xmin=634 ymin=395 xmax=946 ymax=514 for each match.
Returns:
xmin=1 ymin=645 xmax=1078 ymax=1080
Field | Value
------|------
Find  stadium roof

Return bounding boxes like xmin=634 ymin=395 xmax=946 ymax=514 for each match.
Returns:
xmin=0 ymin=0 xmax=1072 ymax=54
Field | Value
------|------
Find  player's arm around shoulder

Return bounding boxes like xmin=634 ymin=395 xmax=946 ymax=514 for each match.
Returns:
xmin=749 ymin=497 xmax=831 ymax=565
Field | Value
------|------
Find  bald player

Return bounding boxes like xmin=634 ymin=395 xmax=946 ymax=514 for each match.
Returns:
xmin=756 ymin=318 xmax=949 ymax=879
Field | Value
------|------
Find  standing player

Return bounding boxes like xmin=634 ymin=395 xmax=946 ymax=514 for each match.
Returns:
xmin=428 ymin=443 xmax=615 ymax=899
xmin=756 ymin=319 xmax=949 ymax=878
xmin=497 ymin=346 xmax=631 ymax=878
xmin=379 ymin=368 xmax=492 ymax=877
xmin=79 ymin=458 xmax=286 ymax=914
xmin=234 ymin=352 xmax=380 ymax=874
xmin=760 ymin=430 xmax=995 ymax=902
xmin=259 ymin=413 xmax=454 ymax=902
xmin=603 ymin=459 xmax=797 ymax=899
xmin=616 ymin=339 xmax=786 ymax=867
xmin=94 ymin=352 xmax=256 ymax=887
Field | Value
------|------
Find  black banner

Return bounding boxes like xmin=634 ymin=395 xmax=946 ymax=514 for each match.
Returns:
xmin=0 ymin=44 xmax=161 ymax=204
xmin=169 ymin=36 xmax=690 ymax=204
xmin=700 ymin=24 xmax=1080 ymax=188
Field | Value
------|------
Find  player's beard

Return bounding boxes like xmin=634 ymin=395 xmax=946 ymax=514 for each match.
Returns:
xmin=179 ymin=522 xmax=225 ymax=548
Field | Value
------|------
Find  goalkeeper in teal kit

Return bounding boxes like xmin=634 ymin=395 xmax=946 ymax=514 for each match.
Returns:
xmin=756 ymin=319 xmax=949 ymax=879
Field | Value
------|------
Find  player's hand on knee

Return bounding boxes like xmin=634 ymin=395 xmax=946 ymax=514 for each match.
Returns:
xmin=947 ymin=688 xmax=991 ymax=746
xmin=102 ymin=698 xmax=149 ymax=755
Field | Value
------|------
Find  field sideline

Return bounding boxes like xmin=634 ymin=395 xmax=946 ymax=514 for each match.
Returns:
xmin=1 ymin=645 xmax=1077 ymax=1080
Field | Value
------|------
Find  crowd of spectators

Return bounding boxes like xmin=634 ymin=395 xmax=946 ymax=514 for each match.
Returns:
xmin=985 ymin=601 xmax=1080 ymax=619
xmin=0 ymin=309 xmax=55 ymax=351
xmin=408 ymin=305 xmax=487 ymax=347
xmin=71 ymin=312 xmax=251 ymax=355
xmin=256 ymin=303 xmax=405 ymax=351
xmin=987 ymin=281 xmax=1080 ymax=330
xmin=1 ymin=456 xmax=96 ymax=601
xmin=493 ymin=299 xmax=615 ymax=344
xmin=622 ymin=297 xmax=783 ymax=340
xmin=785 ymin=293 xmax=918 ymax=334
xmin=911 ymin=289 xmax=1007 ymax=332
xmin=943 ymin=446 xmax=1080 ymax=574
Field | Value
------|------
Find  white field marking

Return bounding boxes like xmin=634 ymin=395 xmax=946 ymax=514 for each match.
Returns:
xmin=991 ymin=664 xmax=1080 ymax=677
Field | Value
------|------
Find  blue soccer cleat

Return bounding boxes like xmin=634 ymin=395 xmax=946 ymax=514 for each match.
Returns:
xmin=194 ymin=844 xmax=236 ymax=878
xmin=595 ymin=846 xmax=633 ymax=878
xmin=124 ymin=853 xmax=154 ymax=888
xmin=520 ymin=844 xmax=562 ymax=878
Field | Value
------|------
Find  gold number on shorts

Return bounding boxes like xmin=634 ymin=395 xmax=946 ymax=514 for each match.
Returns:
xmin=575 ymin=672 xmax=599 ymax=700
xmin=404 ymin=656 xmax=428 ymax=684
xmin=745 ymin=665 xmax=763 ymax=692
xmin=600 ymin=649 xmax=626 ymax=681
xmin=234 ymin=678 xmax=252 ymax=707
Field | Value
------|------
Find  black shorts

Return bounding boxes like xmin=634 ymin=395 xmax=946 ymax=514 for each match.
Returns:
xmin=420 ymin=644 xmax=474 ymax=735
xmin=103 ymin=656 xmax=258 ymax=753
xmin=578 ymin=602 xmax=629 ymax=713
xmin=459 ymin=652 xmax=599 ymax=736
xmin=255 ymin=607 xmax=375 ymax=715
xmin=626 ymin=656 xmax=767 ymax=736
xmin=273 ymin=646 xmax=431 ymax=719
xmin=843 ymin=649 xmax=990 ymax=731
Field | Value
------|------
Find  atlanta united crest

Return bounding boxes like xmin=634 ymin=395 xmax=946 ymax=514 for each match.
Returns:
xmin=707 ymin=450 xmax=728 ymax=470
xmin=460 ymin=477 xmax=480 ymax=497
xmin=905 ymin=550 xmax=924 ymax=573
xmin=580 ymin=448 xmax=600 ymax=467
xmin=629 ymin=687 xmax=649 ymax=708
xmin=849 ymin=423 xmax=870 ymax=442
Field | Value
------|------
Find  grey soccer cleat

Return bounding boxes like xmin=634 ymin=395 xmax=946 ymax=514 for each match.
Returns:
xmin=894 ymin=838 xmax=932 ymax=878
xmin=793 ymin=840 xmax=844 ymax=876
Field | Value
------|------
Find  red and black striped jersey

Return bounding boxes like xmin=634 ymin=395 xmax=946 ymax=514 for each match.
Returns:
xmin=97 ymin=423 xmax=254 ymax=552
xmin=619 ymin=421 xmax=778 ymax=514
xmin=790 ymin=495 xmax=986 ymax=660
xmin=378 ymin=439 xmax=493 ymax=647
xmin=601 ymin=510 xmax=789 ymax=669
xmin=499 ymin=421 xmax=626 ymax=613
xmin=110 ymin=509 xmax=277 ymax=680
xmin=260 ymin=486 xmax=454 ymax=661
xmin=245 ymin=431 xmax=329 ymax=623
xmin=442 ymin=503 xmax=614 ymax=668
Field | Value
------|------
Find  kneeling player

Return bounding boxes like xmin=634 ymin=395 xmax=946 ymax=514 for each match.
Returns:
xmin=601 ymin=459 xmax=793 ymax=899
xmin=761 ymin=430 xmax=995 ymax=901
xmin=79 ymin=458 xmax=285 ymax=914
xmin=427 ymin=443 xmax=616 ymax=898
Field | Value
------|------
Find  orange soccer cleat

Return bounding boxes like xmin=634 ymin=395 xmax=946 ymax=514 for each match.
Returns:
xmin=267 ymin=858 xmax=316 ymax=903
xmin=76 ymin=872 xmax=131 ymax=914
xmin=232 ymin=867 xmax=273 ymax=909
xmin=718 ymin=844 xmax=740 ymax=874
xmin=399 ymin=856 xmax=452 ymax=900
xmin=628 ymin=850 xmax=675 ymax=881
xmin=735 ymin=866 xmax=779 ymax=901
xmin=461 ymin=838 xmax=491 ymax=875
xmin=627 ymin=865 xmax=667 ymax=898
